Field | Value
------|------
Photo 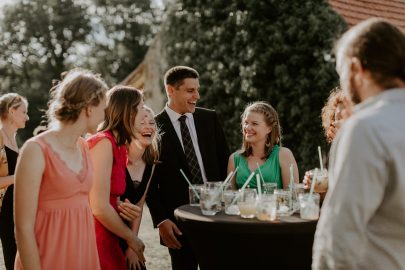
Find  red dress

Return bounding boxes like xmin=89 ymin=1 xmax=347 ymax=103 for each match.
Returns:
xmin=87 ymin=131 xmax=127 ymax=270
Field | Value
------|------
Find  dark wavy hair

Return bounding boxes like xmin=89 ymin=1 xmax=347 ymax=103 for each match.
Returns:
xmin=99 ymin=85 xmax=143 ymax=146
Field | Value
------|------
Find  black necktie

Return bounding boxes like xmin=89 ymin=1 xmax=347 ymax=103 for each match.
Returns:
xmin=178 ymin=115 xmax=203 ymax=184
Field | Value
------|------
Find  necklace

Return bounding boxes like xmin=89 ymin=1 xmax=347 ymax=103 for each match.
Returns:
xmin=1 ymin=129 xmax=18 ymax=151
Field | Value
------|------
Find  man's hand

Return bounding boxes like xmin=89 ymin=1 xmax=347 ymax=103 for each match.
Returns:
xmin=158 ymin=220 xmax=182 ymax=249
xmin=118 ymin=199 xmax=142 ymax=222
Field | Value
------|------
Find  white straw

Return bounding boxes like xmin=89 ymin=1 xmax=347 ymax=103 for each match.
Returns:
xmin=220 ymin=167 xmax=239 ymax=190
xmin=289 ymin=164 xmax=294 ymax=209
xmin=230 ymin=171 xmax=255 ymax=206
xmin=309 ymin=168 xmax=318 ymax=200
xmin=180 ymin=169 xmax=200 ymax=199
xmin=318 ymin=146 xmax=324 ymax=171
xmin=256 ymin=174 xmax=262 ymax=195
xmin=256 ymin=162 xmax=265 ymax=183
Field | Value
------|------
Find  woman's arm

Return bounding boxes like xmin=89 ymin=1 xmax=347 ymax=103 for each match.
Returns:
xmin=227 ymin=153 xmax=236 ymax=190
xmin=14 ymin=142 xmax=45 ymax=270
xmin=279 ymin=147 xmax=299 ymax=189
xmin=0 ymin=175 xmax=14 ymax=189
xmin=89 ymin=138 xmax=144 ymax=257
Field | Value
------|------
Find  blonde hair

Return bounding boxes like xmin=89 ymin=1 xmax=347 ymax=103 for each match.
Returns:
xmin=47 ymin=68 xmax=108 ymax=125
xmin=141 ymin=106 xmax=161 ymax=165
xmin=0 ymin=93 xmax=28 ymax=121
xmin=240 ymin=101 xmax=281 ymax=159
xmin=321 ymin=87 xmax=345 ymax=143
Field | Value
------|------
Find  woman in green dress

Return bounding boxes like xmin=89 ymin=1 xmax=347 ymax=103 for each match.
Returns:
xmin=228 ymin=101 xmax=299 ymax=189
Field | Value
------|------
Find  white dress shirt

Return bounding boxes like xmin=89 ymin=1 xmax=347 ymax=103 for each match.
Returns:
xmin=313 ymin=89 xmax=405 ymax=269
xmin=165 ymin=105 xmax=208 ymax=183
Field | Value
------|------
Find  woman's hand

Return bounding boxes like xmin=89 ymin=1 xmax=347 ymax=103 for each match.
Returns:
xmin=118 ymin=199 xmax=142 ymax=222
xmin=125 ymin=247 xmax=145 ymax=270
xmin=127 ymin=234 xmax=145 ymax=264
xmin=303 ymin=170 xmax=312 ymax=190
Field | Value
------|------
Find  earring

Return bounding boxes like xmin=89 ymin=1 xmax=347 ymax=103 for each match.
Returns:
xmin=265 ymin=136 xmax=271 ymax=147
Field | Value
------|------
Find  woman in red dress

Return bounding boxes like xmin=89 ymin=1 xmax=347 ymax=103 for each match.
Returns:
xmin=87 ymin=85 xmax=145 ymax=269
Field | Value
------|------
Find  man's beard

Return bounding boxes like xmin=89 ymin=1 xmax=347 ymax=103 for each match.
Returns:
xmin=348 ymin=75 xmax=361 ymax=105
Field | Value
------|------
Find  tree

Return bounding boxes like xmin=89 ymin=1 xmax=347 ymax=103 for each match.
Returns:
xmin=0 ymin=0 xmax=160 ymax=142
xmin=162 ymin=0 xmax=347 ymax=172
xmin=85 ymin=0 xmax=162 ymax=83
xmin=0 ymin=0 xmax=92 ymax=142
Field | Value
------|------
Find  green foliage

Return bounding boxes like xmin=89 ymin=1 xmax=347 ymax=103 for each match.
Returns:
xmin=163 ymin=0 xmax=347 ymax=172
xmin=0 ymin=0 xmax=160 ymax=143
xmin=0 ymin=0 xmax=92 ymax=142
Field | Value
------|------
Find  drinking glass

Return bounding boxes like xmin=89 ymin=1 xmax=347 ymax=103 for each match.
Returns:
xmin=262 ymin=182 xmax=277 ymax=194
xmin=256 ymin=194 xmax=277 ymax=221
xmin=308 ymin=168 xmax=328 ymax=193
xmin=223 ymin=190 xmax=240 ymax=215
xmin=299 ymin=193 xmax=320 ymax=220
xmin=237 ymin=188 xmax=257 ymax=219
xmin=274 ymin=189 xmax=293 ymax=216
xmin=200 ymin=186 xmax=221 ymax=216
xmin=188 ymin=184 xmax=204 ymax=206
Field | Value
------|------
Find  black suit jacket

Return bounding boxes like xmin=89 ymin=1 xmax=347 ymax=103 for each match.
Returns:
xmin=146 ymin=107 xmax=229 ymax=227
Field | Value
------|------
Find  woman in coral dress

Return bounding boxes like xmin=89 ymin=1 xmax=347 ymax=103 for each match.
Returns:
xmin=87 ymin=85 xmax=145 ymax=270
xmin=14 ymin=69 xmax=108 ymax=269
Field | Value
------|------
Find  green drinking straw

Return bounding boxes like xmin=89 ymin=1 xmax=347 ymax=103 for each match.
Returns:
xmin=180 ymin=169 xmax=200 ymax=200
xmin=230 ymin=171 xmax=255 ymax=206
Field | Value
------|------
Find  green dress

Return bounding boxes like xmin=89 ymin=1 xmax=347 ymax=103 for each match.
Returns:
xmin=233 ymin=145 xmax=282 ymax=189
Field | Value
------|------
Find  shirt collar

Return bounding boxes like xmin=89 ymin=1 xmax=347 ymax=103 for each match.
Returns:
xmin=354 ymin=88 xmax=405 ymax=113
xmin=165 ymin=104 xmax=193 ymax=124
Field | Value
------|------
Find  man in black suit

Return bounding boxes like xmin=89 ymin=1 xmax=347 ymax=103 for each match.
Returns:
xmin=146 ymin=66 xmax=229 ymax=270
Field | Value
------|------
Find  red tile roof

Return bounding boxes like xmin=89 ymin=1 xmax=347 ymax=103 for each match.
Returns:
xmin=329 ymin=0 xmax=405 ymax=32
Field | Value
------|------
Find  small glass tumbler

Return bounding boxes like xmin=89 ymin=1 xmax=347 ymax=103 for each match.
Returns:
xmin=200 ymin=187 xmax=221 ymax=216
xmin=299 ymin=193 xmax=320 ymax=220
xmin=262 ymin=182 xmax=277 ymax=194
xmin=237 ymin=188 xmax=257 ymax=219
xmin=256 ymin=194 xmax=277 ymax=221
xmin=223 ymin=190 xmax=240 ymax=215
xmin=308 ymin=168 xmax=328 ymax=193
xmin=274 ymin=189 xmax=293 ymax=216
xmin=188 ymin=184 xmax=204 ymax=206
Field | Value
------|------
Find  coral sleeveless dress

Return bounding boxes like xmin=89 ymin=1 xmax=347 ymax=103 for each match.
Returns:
xmin=14 ymin=135 xmax=100 ymax=270
xmin=87 ymin=131 xmax=127 ymax=270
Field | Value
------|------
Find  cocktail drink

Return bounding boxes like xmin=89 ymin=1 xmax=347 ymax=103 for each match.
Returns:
xmin=262 ymin=182 xmax=277 ymax=194
xmin=200 ymin=187 xmax=221 ymax=216
xmin=205 ymin=181 xmax=223 ymax=211
xmin=237 ymin=188 xmax=257 ymax=219
xmin=274 ymin=189 xmax=293 ymax=216
xmin=223 ymin=190 xmax=240 ymax=215
xmin=292 ymin=183 xmax=306 ymax=212
xmin=308 ymin=168 xmax=328 ymax=193
xmin=256 ymin=194 xmax=277 ymax=221
xmin=188 ymin=184 xmax=204 ymax=206
xmin=299 ymin=193 xmax=320 ymax=220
